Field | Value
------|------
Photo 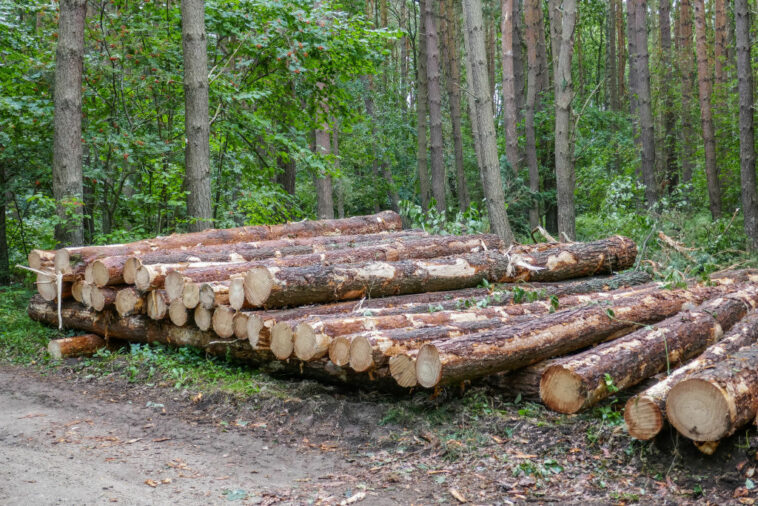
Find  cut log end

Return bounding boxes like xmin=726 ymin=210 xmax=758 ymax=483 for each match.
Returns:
xmin=134 ymin=265 xmax=155 ymax=291
xmin=81 ymin=283 xmax=94 ymax=308
xmin=328 ymin=336 xmax=351 ymax=367
xmin=194 ymin=306 xmax=212 ymax=331
xmin=293 ymin=323 xmax=316 ymax=361
xmin=116 ymin=288 xmax=143 ymax=318
xmin=415 ymin=344 xmax=442 ymax=389
xmin=212 ymin=306 xmax=236 ymax=338
xmin=349 ymin=336 xmax=374 ymax=372
xmin=182 ymin=281 xmax=200 ymax=309
xmin=71 ymin=281 xmax=85 ymax=303
xmin=91 ymin=260 xmax=111 ymax=287
xmin=233 ymin=313 xmax=249 ymax=339
xmin=164 ymin=271 xmax=186 ymax=301
xmin=168 ymin=299 xmax=189 ymax=327
xmin=270 ymin=322 xmax=294 ymax=360
xmin=246 ymin=315 xmax=264 ymax=349
xmin=28 ymin=250 xmax=45 ymax=270
xmin=53 ymin=249 xmax=71 ymax=274
xmin=624 ymin=396 xmax=664 ymax=441
xmin=48 ymin=334 xmax=106 ymax=360
xmin=389 ymin=354 xmax=417 ymax=388
xmin=244 ymin=267 xmax=273 ymax=307
xmin=123 ymin=257 xmax=142 ymax=285
xmin=90 ymin=287 xmax=110 ymax=311
xmin=84 ymin=263 xmax=95 ymax=284
xmin=198 ymin=283 xmax=217 ymax=310
xmin=228 ymin=278 xmax=246 ymax=310
xmin=539 ymin=365 xmax=585 ymax=414
xmin=666 ymin=379 xmax=731 ymax=441
xmin=145 ymin=290 xmax=168 ymax=320
xmin=36 ymin=273 xmax=58 ymax=301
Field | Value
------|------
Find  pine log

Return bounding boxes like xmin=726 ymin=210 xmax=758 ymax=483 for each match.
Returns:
xmin=269 ymin=322 xmax=295 ymax=359
xmin=194 ymin=305 xmax=212 ymax=331
xmin=413 ymin=284 xmax=729 ymax=389
xmin=115 ymin=287 xmax=145 ymax=318
xmin=198 ymin=281 xmax=230 ymax=309
xmin=145 ymin=289 xmax=169 ymax=320
xmin=90 ymin=286 xmax=118 ymax=311
xmin=71 ymin=280 xmax=85 ymax=303
xmin=227 ymin=277 xmax=249 ymax=310
xmin=53 ymin=211 xmax=403 ymax=272
xmin=625 ymin=310 xmax=758 ymax=440
xmin=80 ymin=283 xmax=93 ymax=308
xmin=666 ymin=343 xmax=758 ymax=442
xmin=168 ymin=299 xmax=189 ymax=327
xmin=540 ymin=287 xmax=758 ymax=414
xmin=389 ymin=355 xmax=417 ymax=388
xmin=182 ymin=278 xmax=201 ymax=308
xmin=107 ymin=231 xmax=427 ymax=286
xmin=212 ymin=305 xmax=236 ymax=338
xmin=233 ymin=312 xmax=249 ymax=340
xmin=28 ymin=249 xmax=55 ymax=270
xmin=48 ymin=334 xmax=106 ymax=360
xmin=243 ymin=236 xmax=637 ymax=308
xmin=36 ymin=272 xmax=72 ymax=302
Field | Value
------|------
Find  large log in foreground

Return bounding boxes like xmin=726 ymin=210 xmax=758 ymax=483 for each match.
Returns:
xmin=244 ymin=236 xmax=638 ymax=308
xmin=625 ymin=310 xmax=758 ymax=440
xmin=666 ymin=343 xmax=758 ymax=442
xmin=48 ymin=334 xmax=106 ymax=359
xmin=52 ymin=210 xmax=403 ymax=273
xmin=539 ymin=287 xmax=758 ymax=414
xmin=412 ymin=284 xmax=729 ymax=388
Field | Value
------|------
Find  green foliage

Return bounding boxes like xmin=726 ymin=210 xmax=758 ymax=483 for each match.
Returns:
xmin=400 ymin=200 xmax=489 ymax=235
xmin=0 ymin=284 xmax=64 ymax=363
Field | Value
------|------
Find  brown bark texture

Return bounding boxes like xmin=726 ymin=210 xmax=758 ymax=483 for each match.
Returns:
xmin=425 ymin=0 xmax=446 ymax=212
xmin=678 ymin=0 xmax=696 ymax=183
xmin=416 ymin=0 xmax=431 ymax=211
xmin=48 ymin=334 xmax=105 ymax=360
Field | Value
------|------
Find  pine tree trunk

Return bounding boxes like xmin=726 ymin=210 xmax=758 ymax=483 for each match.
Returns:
xmin=462 ymin=0 xmax=515 ymax=244
xmin=275 ymin=150 xmax=296 ymax=196
xmin=616 ymin=0 xmax=625 ymax=102
xmin=425 ymin=0 xmax=446 ymax=212
xmin=501 ymin=0 xmax=521 ymax=175
xmin=314 ymin=115 xmax=334 ymax=219
xmin=632 ymin=0 xmax=657 ymax=206
xmin=416 ymin=0 xmax=431 ymax=211
xmin=659 ymin=0 xmax=677 ymax=192
xmin=678 ymin=0 xmax=696 ymax=184
xmin=52 ymin=0 xmax=86 ymax=246
xmin=693 ymin=0 xmax=721 ymax=218
xmin=607 ymin=0 xmax=618 ymax=112
xmin=0 ymin=166 xmax=8 ymax=285
xmin=524 ymin=0 xmax=547 ymax=228
xmin=735 ymin=0 xmax=758 ymax=251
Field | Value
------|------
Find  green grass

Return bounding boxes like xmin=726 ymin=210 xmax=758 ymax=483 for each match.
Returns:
xmin=0 ymin=284 xmax=65 ymax=364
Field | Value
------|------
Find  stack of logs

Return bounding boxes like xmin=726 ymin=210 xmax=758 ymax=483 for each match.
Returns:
xmin=25 ymin=211 xmax=758 ymax=452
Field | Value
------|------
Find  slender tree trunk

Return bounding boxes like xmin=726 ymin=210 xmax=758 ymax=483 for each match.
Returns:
xmin=416 ymin=0 xmax=431 ymax=211
xmin=276 ymin=150 xmax=296 ymax=197
xmin=549 ymin=0 xmax=577 ymax=240
xmin=632 ymin=0 xmax=657 ymax=206
xmin=181 ymin=0 xmax=213 ymax=232
xmin=362 ymin=76 xmax=383 ymax=212
xmin=425 ymin=0 xmax=446 ymax=212
xmin=332 ymin=127 xmax=345 ymax=219
xmin=607 ymin=0 xmax=618 ymax=112
xmin=313 ymin=123 xmax=334 ymax=219
xmin=501 ymin=0 xmax=521 ymax=175
xmin=441 ymin=0 xmax=470 ymax=211
xmin=616 ymin=0 xmax=626 ymax=102
xmin=659 ymin=0 xmax=676 ymax=192
xmin=524 ymin=0 xmax=543 ymax=228
xmin=0 ymin=165 xmax=8 ymax=285
xmin=400 ymin=0 xmax=408 ymax=120
xmin=714 ymin=0 xmax=727 ymax=89
xmin=52 ymin=0 xmax=86 ymax=246
xmin=735 ymin=0 xmax=758 ymax=250
xmin=626 ymin=0 xmax=639 ymax=134
xmin=512 ymin=0 xmax=525 ymax=121
xmin=462 ymin=0 xmax=515 ymax=244
xmin=678 ymin=0 xmax=696 ymax=184
xmin=485 ymin=12 xmax=496 ymax=101
xmin=694 ymin=0 xmax=722 ymax=219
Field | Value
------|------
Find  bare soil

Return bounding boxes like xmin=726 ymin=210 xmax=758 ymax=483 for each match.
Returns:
xmin=1 ymin=362 xmax=757 ymax=505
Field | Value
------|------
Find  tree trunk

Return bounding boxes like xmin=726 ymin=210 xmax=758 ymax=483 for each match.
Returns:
xmin=425 ymin=0 xmax=446 ymax=212
xmin=678 ymin=0 xmax=696 ymax=184
xmin=540 ymin=288 xmax=758 ymax=414
xmin=333 ymin=128 xmax=346 ymax=218
xmin=244 ymin=236 xmax=637 ymax=308
xmin=626 ymin=0 xmax=638 ymax=125
xmin=713 ymin=0 xmax=727 ymax=89
xmin=607 ymin=0 xmax=618 ymax=112
xmin=524 ymin=0 xmax=546 ymax=228
xmin=314 ymin=122 xmax=334 ymax=219
xmin=659 ymin=0 xmax=677 ymax=193
xmin=48 ymin=334 xmax=106 ymax=360
xmin=416 ymin=0 xmax=431 ymax=211
xmin=625 ymin=309 xmax=758 ymax=441
xmin=632 ymin=0 xmax=657 ymax=206
xmin=462 ymin=0 xmax=516 ymax=244
xmin=736 ymin=0 xmax=758 ymax=251
xmin=693 ymin=0 xmax=721 ymax=218
xmin=667 ymin=344 xmax=758 ymax=441
xmin=413 ymin=284 xmax=730 ymax=388
xmin=502 ymin=0 xmax=521 ymax=176
xmin=616 ymin=0 xmax=626 ymax=102
xmin=549 ymin=0 xmax=577 ymax=240
xmin=181 ymin=0 xmax=213 ymax=232
xmin=275 ymin=150 xmax=296 ymax=196
xmin=512 ymin=0 xmax=526 ymax=121
xmin=440 ymin=0 xmax=470 ymax=211
xmin=0 ymin=166 xmax=8 ymax=285
xmin=52 ymin=0 xmax=86 ymax=247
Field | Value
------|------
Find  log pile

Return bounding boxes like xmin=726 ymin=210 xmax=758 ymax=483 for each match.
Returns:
xmin=26 ymin=211 xmax=758 ymax=450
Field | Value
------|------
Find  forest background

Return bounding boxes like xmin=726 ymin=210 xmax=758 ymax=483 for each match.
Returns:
xmin=2 ymin=0 xmax=758 ymax=285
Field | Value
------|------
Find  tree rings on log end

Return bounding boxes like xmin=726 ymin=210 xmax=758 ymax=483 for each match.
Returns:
xmin=123 ymin=257 xmax=142 ymax=285
xmin=53 ymin=249 xmax=71 ymax=274
xmin=349 ymin=336 xmax=374 ymax=372
xmin=145 ymin=290 xmax=168 ymax=320
xmin=182 ymin=281 xmax=200 ymax=309
xmin=328 ymin=336 xmax=351 ymax=366
xmin=666 ymin=379 xmax=731 ymax=441
xmin=71 ymin=281 xmax=85 ymax=303
xmin=134 ymin=265 xmax=156 ymax=291
xmin=539 ymin=366 xmax=585 ymax=414
xmin=164 ymin=271 xmax=186 ymax=301
xmin=91 ymin=260 xmax=111 ymax=287
xmin=624 ymin=396 xmax=664 ymax=441
xmin=36 ymin=273 xmax=58 ymax=301
xmin=81 ymin=283 xmax=94 ymax=308
xmin=228 ymin=278 xmax=246 ymax=310
xmin=389 ymin=354 xmax=417 ymax=388
xmin=233 ymin=312 xmax=249 ymax=339
xmin=168 ymin=299 xmax=189 ymax=327
xmin=415 ymin=344 xmax=442 ymax=388
xmin=117 ymin=288 xmax=143 ymax=318
xmin=244 ymin=267 xmax=273 ymax=307
xmin=270 ymin=322 xmax=294 ymax=359
xmin=194 ymin=306 xmax=212 ymax=331
xmin=293 ymin=323 xmax=330 ymax=361
xmin=247 ymin=315 xmax=264 ymax=349
xmin=212 ymin=306 xmax=236 ymax=338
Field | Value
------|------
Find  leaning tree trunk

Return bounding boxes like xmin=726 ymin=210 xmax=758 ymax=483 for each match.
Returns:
xmin=462 ymin=0 xmax=515 ymax=244
xmin=425 ymin=0 xmax=446 ymax=212
xmin=666 ymin=343 xmax=758 ymax=442
xmin=625 ymin=309 xmax=758 ymax=441
xmin=243 ymin=236 xmax=637 ymax=308
xmin=735 ymin=0 xmax=758 ymax=251
xmin=413 ymin=284 xmax=732 ymax=388
xmin=181 ymin=0 xmax=213 ymax=232
xmin=540 ymin=287 xmax=758 ymax=414
xmin=52 ymin=0 xmax=86 ymax=246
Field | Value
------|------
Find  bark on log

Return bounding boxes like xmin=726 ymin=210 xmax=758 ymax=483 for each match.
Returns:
xmin=540 ymin=287 xmax=758 ymax=414
xmin=90 ymin=286 xmax=118 ymax=311
xmin=115 ymin=287 xmax=145 ymax=318
xmin=244 ymin=236 xmax=638 ymax=308
xmin=666 ymin=343 xmax=758 ymax=441
xmin=48 ymin=334 xmax=105 ymax=359
xmin=625 ymin=309 xmax=758 ymax=440
xmin=413 ymin=284 xmax=730 ymax=388
xmin=145 ymin=289 xmax=169 ymax=320
xmin=53 ymin=211 xmax=403 ymax=271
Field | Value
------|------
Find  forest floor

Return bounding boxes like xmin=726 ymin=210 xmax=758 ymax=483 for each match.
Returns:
xmin=2 ymin=356 xmax=758 ymax=505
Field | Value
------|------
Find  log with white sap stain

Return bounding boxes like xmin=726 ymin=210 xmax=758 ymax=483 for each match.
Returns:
xmin=48 ymin=334 xmax=106 ymax=360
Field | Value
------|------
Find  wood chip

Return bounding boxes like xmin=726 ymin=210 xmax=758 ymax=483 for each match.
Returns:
xmin=449 ymin=488 xmax=467 ymax=503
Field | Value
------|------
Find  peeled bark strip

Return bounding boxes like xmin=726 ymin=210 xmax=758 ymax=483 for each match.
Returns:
xmin=48 ymin=334 xmax=105 ymax=360
xmin=145 ymin=289 xmax=169 ymax=320
xmin=244 ymin=236 xmax=637 ymax=308
xmin=90 ymin=286 xmax=118 ymax=311
xmin=115 ymin=287 xmax=145 ymax=318
xmin=626 ymin=309 xmax=758 ymax=440
xmin=540 ymin=288 xmax=758 ymax=414
xmin=53 ymin=211 xmax=403 ymax=270
xmin=666 ymin=344 xmax=758 ymax=442
xmin=414 ymin=284 xmax=729 ymax=388
xmin=168 ymin=299 xmax=189 ymax=327
xmin=212 ymin=305 xmax=236 ymax=338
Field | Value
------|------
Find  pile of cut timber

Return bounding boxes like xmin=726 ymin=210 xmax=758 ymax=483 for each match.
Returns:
xmin=26 ymin=211 xmax=758 ymax=446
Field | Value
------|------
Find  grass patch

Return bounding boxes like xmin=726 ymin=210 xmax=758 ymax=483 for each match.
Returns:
xmin=0 ymin=283 xmax=65 ymax=364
